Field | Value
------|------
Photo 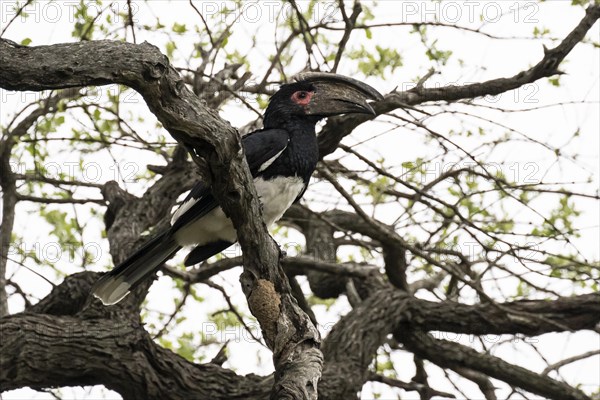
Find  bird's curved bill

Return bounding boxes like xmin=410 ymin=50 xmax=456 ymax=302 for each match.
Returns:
xmin=294 ymin=72 xmax=383 ymax=117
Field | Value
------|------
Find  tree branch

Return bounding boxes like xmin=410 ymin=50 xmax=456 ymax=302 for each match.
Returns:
xmin=4 ymin=264 xmax=597 ymax=399
xmin=397 ymin=329 xmax=590 ymax=400
xmin=541 ymin=349 xmax=600 ymax=376
xmin=317 ymin=4 xmax=600 ymax=159
xmin=0 ymin=38 xmax=321 ymax=399
xmin=0 ymin=89 xmax=82 ymax=317
xmin=318 ymin=288 xmax=599 ymax=399
xmin=368 ymin=372 xmax=456 ymax=399
xmin=0 ymin=312 xmax=271 ymax=399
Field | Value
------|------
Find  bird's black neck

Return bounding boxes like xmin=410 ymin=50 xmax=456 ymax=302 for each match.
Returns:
xmin=261 ymin=115 xmax=320 ymax=183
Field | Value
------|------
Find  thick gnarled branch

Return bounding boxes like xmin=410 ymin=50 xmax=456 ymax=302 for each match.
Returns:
xmin=0 ymin=38 xmax=321 ymax=399
xmin=397 ymin=329 xmax=590 ymax=400
xmin=318 ymin=285 xmax=600 ymax=398
xmin=0 ymin=312 xmax=270 ymax=399
xmin=1 ymin=4 xmax=598 ymax=399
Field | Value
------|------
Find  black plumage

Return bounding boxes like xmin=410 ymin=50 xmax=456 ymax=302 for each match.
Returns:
xmin=93 ymin=73 xmax=382 ymax=305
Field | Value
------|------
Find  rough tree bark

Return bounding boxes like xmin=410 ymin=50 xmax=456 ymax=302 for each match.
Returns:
xmin=0 ymin=38 xmax=321 ymax=399
xmin=1 ymin=4 xmax=599 ymax=400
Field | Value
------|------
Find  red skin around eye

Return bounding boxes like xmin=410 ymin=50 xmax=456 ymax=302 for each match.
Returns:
xmin=291 ymin=91 xmax=314 ymax=106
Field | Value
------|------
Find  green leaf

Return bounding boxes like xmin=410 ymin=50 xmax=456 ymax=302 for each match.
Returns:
xmin=165 ymin=41 xmax=176 ymax=58
xmin=307 ymin=295 xmax=336 ymax=310
xmin=172 ymin=23 xmax=187 ymax=34
xmin=210 ymin=310 xmax=241 ymax=328
xmin=350 ymin=44 xmax=403 ymax=77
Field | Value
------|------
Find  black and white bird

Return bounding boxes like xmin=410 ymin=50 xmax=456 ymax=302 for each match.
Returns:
xmin=93 ymin=72 xmax=383 ymax=305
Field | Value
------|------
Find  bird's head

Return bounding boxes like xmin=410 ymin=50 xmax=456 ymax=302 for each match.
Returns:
xmin=264 ymin=72 xmax=383 ymax=128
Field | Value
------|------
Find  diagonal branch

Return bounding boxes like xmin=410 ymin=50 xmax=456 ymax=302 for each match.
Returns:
xmin=318 ymin=287 xmax=599 ymax=399
xmin=2 ymin=272 xmax=273 ymax=398
xmin=317 ymin=4 xmax=600 ymax=159
xmin=331 ymin=0 xmax=362 ymax=73
xmin=397 ymin=328 xmax=590 ymax=400
xmin=541 ymin=349 xmax=600 ymax=376
xmin=0 ymin=38 xmax=321 ymax=399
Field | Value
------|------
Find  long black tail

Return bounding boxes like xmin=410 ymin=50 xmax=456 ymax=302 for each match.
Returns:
xmin=92 ymin=231 xmax=181 ymax=305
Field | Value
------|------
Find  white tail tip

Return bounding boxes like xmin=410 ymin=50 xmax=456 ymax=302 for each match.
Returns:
xmin=93 ymin=280 xmax=131 ymax=305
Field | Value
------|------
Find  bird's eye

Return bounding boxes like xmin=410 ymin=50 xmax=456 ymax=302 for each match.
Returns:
xmin=291 ymin=90 xmax=313 ymax=105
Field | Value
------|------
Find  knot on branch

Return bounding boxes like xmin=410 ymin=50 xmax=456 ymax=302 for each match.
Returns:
xmin=138 ymin=41 xmax=169 ymax=81
xmin=101 ymin=181 xmax=135 ymax=205
xmin=538 ymin=52 xmax=561 ymax=75
xmin=27 ymin=271 xmax=99 ymax=315
xmin=144 ymin=61 xmax=167 ymax=81
xmin=248 ymin=279 xmax=281 ymax=346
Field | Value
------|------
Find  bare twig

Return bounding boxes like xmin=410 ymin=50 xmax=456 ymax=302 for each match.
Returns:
xmin=542 ymin=350 xmax=600 ymax=376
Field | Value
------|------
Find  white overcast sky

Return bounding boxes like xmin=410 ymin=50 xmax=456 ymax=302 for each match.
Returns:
xmin=1 ymin=1 xmax=599 ymax=399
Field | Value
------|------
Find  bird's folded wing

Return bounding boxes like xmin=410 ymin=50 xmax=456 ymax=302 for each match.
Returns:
xmin=242 ymin=128 xmax=290 ymax=174
xmin=170 ymin=182 xmax=219 ymax=232
xmin=170 ymin=128 xmax=290 ymax=232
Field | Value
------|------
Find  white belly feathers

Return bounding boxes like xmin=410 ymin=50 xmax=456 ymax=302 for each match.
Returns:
xmin=254 ymin=176 xmax=305 ymax=226
xmin=173 ymin=176 xmax=305 ymax=246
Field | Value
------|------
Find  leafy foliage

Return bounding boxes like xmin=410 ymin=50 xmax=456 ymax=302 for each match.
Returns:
xmin=1 ymin=1 xmax=598 ymax=399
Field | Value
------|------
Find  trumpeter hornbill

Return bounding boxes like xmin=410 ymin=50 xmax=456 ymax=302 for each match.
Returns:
xmin=93 ymin=72 xmax=383 ymax=305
